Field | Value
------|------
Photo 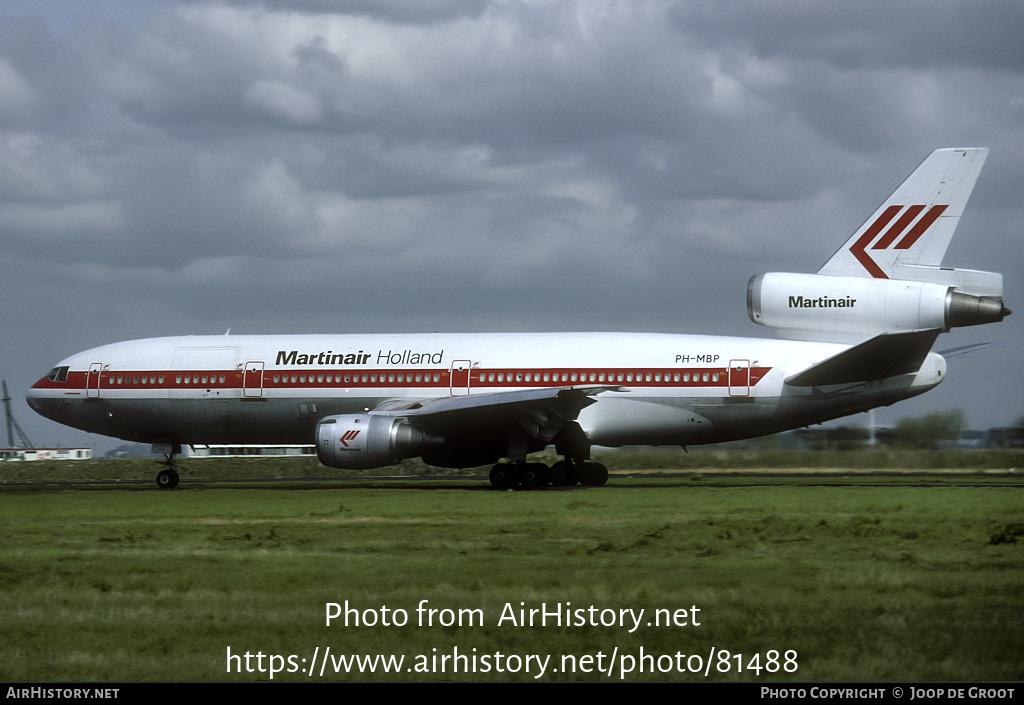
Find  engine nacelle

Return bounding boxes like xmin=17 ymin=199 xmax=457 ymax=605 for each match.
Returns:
xmin=748 ymin=272 xmax=1008 ymax=337
xmin=316 ymin=414 xmax=433 ymax=469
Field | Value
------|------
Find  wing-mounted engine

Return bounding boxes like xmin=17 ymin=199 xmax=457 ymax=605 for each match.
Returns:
xmin=315 ymin=386 xmax=608 ymax=471
xmin=316 ymin=414 xmax=439 ymax=469
xmin=747 ymin=272 xmax=1008 ymax=342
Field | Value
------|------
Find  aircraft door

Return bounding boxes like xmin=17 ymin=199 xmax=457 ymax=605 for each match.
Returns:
xmin=449 ymin=360 xmax=471 ymax=396
xmin=729 ymin=359 xmax=750 ymax=397
xmin=87 ymin=363 xmax=103 ymax=399
xmin=243 ymin=361 xmax=264 ymax=398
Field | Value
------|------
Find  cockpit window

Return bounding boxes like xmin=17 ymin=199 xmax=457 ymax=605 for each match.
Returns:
xmin=46 ymin=366 xmax=70 ymax=383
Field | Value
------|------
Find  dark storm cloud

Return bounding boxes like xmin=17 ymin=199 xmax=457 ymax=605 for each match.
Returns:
xmin=674 ymin=1 xmax=1024 ymax=72
xmin=191 ymin=0 xmax=491 ymax=25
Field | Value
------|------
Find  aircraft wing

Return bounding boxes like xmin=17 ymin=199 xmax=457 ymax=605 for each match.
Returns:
xmin=785 ymin=329 xmax=941 ymax=387
xmin=374 ymin=385 xmax=617 ymax=444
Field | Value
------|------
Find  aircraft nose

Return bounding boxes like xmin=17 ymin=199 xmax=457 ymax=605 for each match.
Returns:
xmin=26 ymin=380 xmax=45 ymax=414
xmin=25 ymin=376 xmax=58 ymax=420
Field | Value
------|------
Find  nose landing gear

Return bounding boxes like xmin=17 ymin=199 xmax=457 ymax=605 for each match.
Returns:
xmin=153 ymin=442 xmax=182 ymax=489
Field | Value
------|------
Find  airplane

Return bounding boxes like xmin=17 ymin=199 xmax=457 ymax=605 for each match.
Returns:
xmin=26 ymin=148 xmax=1009 ymax=489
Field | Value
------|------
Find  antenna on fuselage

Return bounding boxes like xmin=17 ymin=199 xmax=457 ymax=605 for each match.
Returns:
xmin=2 ymin=379 xmax=34 ymax=449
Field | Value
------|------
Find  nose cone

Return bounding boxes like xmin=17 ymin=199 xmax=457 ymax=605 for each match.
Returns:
xmin=26 ymin=374 xmax=63 ymax=423
xmin=26 ymin=378 xmax=49 ymax=416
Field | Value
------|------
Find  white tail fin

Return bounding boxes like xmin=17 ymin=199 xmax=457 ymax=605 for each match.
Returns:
xmin=819 ymin=148 xmax=988 ymax=280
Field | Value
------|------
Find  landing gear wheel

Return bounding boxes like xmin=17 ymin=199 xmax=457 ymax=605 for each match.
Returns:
xmin=549 ymin=460 xmax=579 ymax=486
xmin=156 ymin=468 xmax=179 ymax=489
xmin=519 ymin=463 xmax=549 ymax=490
xmin=578 ymin=462 xmax=608 ymax=487
xmin=489 ymin=463 xmax=519 ymax=490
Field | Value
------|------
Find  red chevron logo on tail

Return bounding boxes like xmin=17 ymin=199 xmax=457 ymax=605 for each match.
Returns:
xmin=849 ymin=204 xmax=948 ymax=278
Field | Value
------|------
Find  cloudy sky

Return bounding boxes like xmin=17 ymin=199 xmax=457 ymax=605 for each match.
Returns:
xmin=2 ymin=0 xmax=1022 ymax=452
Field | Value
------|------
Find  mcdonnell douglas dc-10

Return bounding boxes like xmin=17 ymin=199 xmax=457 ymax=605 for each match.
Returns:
xmin=27 ymin=149 xmax=1009 ymax=489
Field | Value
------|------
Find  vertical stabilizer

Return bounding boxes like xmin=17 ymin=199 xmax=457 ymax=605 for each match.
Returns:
xmin=818 ymin=148 xmax=988 ymax=279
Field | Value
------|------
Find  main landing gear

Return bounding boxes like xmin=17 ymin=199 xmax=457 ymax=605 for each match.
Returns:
xmin=488 ymin=459 xmax=608 ymax=490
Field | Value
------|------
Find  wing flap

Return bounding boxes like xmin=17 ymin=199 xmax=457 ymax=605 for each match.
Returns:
xmin=380 ymin=385 xmax=614 ymax=418
xmin=785 ymin=329 xmax=941 ymax=387
xmin=369 ymin=386 xmax=619 ymax=445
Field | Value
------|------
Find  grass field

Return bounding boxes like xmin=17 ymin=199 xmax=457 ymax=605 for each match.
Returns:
xmin=1 ymin=454 xmax=1023 ymax=682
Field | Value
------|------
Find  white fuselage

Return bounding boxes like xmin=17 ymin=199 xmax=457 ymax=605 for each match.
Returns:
xmin=27 ymin=331 xmax=944 ymax=452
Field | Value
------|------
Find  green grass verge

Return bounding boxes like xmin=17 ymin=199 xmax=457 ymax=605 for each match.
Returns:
xmin=3 ymin=447 xmax=1024 ymax=485
xmin=1 ymin=476 xmax=1022 ymax=682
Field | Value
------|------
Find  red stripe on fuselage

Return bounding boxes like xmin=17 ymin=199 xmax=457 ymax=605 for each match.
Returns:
xmin=34 ymin=365 xmax=774 ymax=392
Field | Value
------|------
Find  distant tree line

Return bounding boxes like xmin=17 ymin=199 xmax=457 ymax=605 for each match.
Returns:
xmin=889 ymin=410 xmax=965 ymax=449
xmin=789 ymin=410 xmax=1024 ymax=451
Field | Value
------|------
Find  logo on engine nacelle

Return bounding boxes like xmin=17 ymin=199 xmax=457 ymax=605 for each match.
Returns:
xmin=850 ymin=204 xmax=947 ymax=279
xmin=339 ymin=430 xmax=360 ymax=448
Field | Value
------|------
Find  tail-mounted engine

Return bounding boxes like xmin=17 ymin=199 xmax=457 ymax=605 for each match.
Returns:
xmin=316 ymin=414 xmax=437 ymax=469
xmin=748 ymin=272 xmax=1009 ymax=339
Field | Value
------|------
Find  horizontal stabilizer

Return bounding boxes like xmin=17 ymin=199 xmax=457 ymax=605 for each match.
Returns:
xmin=938 ymin=341 xmax=1003 ymax=358
xmin=786 ymin=329 xmax=940 ymax=386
